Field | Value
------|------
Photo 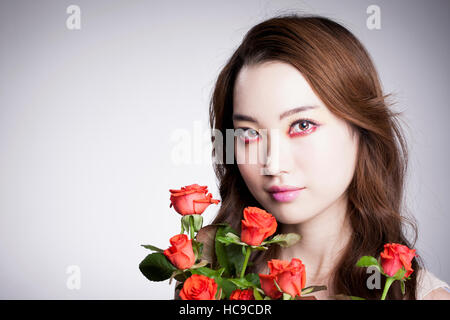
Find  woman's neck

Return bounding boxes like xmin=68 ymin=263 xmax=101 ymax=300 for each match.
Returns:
xmin=278 ymin=193 xmax=353 ymax=297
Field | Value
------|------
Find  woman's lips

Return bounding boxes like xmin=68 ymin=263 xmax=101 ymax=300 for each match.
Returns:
xmin=267 ymin=186 xmax=306 ymax=202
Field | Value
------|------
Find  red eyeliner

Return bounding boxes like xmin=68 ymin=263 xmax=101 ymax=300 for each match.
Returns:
xmin=288 ymin=125 xmax=317 ymax=137
xmin=238 ymin=119 xmax=319 ymax=143
xmin=242 ymin=136 xmax=261 ymax=144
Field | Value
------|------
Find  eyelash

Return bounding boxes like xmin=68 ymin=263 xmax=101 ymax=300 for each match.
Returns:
xmin=236 ymin=118 xmax=319 ymax=143
xmin=288 ymin=118 xmax=319 ymax=137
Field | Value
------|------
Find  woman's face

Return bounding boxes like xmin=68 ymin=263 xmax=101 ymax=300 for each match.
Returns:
xmin=233 ymin=61 xmax=359 ymax=224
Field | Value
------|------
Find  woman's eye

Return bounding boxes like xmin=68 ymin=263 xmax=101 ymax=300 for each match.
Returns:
xmin=237 ymin=128 xmax=260 ymax=143
xmin=288 ymin=120 xmax=317 ymax=136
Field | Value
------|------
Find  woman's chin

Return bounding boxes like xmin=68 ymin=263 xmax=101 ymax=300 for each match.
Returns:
xmin=268 ymin=207 xmax=314 ymax=225
xmin=256 ymin=196 xmax=317 ymax=225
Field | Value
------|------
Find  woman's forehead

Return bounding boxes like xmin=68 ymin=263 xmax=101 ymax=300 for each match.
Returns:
xmin=233 ymin=61 xmax=325 ymax=120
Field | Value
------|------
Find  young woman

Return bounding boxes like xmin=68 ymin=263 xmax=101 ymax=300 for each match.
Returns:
xmin=207 ymin=14 xmax=450 ymax=299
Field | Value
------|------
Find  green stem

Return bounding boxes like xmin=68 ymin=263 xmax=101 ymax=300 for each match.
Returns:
xmin=381 ymin=277 xmax=395 ymax=300
xmin=240 ymin=246 xmax=252 ymax=279
xmin=189 ymin=215 xmax=195 ymax=240
xmin=188 ymin=215 xmax=200 ymax=260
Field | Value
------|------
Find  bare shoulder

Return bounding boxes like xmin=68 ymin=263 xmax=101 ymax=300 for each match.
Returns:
xmin=422 ymin=287 xmax=450 ymax=300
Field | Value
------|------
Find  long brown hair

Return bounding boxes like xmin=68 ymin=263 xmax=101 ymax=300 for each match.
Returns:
xmin=209 ymin=14 xmax=422 ymax=299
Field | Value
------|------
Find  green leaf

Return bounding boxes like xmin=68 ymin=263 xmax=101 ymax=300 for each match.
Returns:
xmin=140 ymin=244 xmax=164 ymax=253
xmin=217 ymin=267 xmax=226 ymax=277
xmin=217 ymin=278 xmax=238 ymax=299
xmin=229 ymin=278 xmax=255 ymax=289
xmin=262 ymin=233 xmax=301 ymax=247
xmin=356 ymin=255 xmax=383 ymax=274
xmin=245 ymin=273 xmax=261 ymax=288
xmin=190 ymin=266 xmax=219 ymax=278
xmin=216 ymin=236 xmax=236 ymax=245
xmin=215 ymin=225 xmax=246 ymax=277
xmin=356 ymin=256 xmax=379 ymax=268
xmin=216 ymin=288 xmax=223 ymax=300
xmin=190 ymin=266 xmax=237 ymax=299
xmin=139 ymin=252 xmax=177 ymax=282
xmin=228 ymin=273 xmax=261 ymax=291
xmin=253 ymin=287 xmax=263 ymax=300
xmin=225 ymin=232 xmax=241 ymax=241
xmin=216 ymin=233 xmax=247 ymax=246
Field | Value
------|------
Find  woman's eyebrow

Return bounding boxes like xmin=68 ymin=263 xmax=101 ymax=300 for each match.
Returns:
xmin=232 ymin=105 xmax=318 ymax=124
xmin=232 ymin=114 xmax=258 ymax=123
xmin=279 ymin=105 xmax=318 ymax=120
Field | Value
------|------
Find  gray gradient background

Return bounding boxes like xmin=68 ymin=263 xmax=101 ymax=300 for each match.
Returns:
xmin=0 ymin=0 xmax=448 ymax=299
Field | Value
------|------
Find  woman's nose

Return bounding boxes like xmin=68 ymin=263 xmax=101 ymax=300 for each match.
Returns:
xmin=261 ymin=155 xmax=283 ymax=176
xmin=260 ymin=130 xmax=290 ymax=176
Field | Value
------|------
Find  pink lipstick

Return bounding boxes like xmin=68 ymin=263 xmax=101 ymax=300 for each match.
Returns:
xmin=267 ymin=185 xmax=305 ymax=202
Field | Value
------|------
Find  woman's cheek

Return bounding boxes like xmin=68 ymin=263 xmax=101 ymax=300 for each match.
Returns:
xmin=291 ymin=139 xmax=322 ymax=181
xmin=235 ymin=140 xmax=265 ymax=199
xmin=299 ymin=127 xmax=357 ymax=195
xmin=235 ymin=140 xmax=260 ymax=165
xmin=237 ymin=163 xmax=263 ymax=197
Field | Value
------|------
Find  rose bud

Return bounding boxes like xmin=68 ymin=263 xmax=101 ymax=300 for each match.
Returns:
xmin=163 ymin=234 xmax=196 ymax=270
xmin=180 ymin=274 xmax=218 ymax=300
xmin=380 ymin=243 xmax=416 ymax=278
xmin=229 ymin=288 xmax=255 ymax=300
xmin=241 ymin=207 xmax=277 ymax=246
xmin=169 ymin=184 xmax=220 ymax=216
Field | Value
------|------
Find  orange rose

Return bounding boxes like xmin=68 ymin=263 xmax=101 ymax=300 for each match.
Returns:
xmin=169 ymin=184 xmax=220 ymax=216
xmin=380 ymin=243 xmax=416 ymax=278
xmin=241 ymin=207 xmax=277 ymax=246
xmin=163 ymin=234 xmax=196 ymax=270
xmin=179 ymin=274 xmax=218 ymax=300
xmin=258 ymin=274 xmax=281 ymax=299
xmin=229 ymin=288 xmax=255 ymax=300
xmin=259 ymin=258 xmax=306 ymax=299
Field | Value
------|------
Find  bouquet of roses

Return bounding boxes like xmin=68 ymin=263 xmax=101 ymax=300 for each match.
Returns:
xmin=139 ymin=183 xmax=418 ymax=300
xmin=139 ymin=183 xmax=327 ymax=300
